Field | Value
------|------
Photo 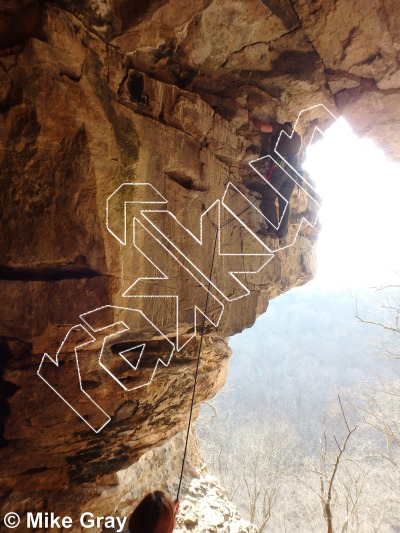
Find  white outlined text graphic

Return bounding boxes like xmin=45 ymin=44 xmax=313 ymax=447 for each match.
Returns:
xmin=37 ymin=105 xmax=339 ymax=432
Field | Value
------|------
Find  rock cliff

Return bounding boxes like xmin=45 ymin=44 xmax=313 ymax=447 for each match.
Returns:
xmin=0 ymin=0 xmax=399 ymax=530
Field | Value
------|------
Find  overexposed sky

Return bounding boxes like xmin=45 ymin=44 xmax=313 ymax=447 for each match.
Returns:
xmin=303 ymin=117 xmax=400 ymax=287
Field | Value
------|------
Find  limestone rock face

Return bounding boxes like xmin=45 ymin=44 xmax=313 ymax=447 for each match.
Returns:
xmin=0 ymin=0 xmax=399 ymax=529
xmin=175 ymin=473 xmax=258 ymax=533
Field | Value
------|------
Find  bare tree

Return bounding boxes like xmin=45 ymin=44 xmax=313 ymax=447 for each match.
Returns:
xmin=319 ymin=397 xmax=358 ymax=533
xmin=196 ymin=283 xmax=400 ymax=532
xmin=295 ymin=397 xmax=359 ymax=533
xmin=198 ymin=406 xmax=299 ymax=532
xmin=239 ymin=417 xmax=299 ymax=531
xmin=354 ymin=283 xmax=400 ymax=360
xmin=354 ymin=283 xmax=400 ymax=454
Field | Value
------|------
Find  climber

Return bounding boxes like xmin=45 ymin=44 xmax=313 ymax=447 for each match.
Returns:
xmin=127 ymin=491 xmax=180 ymax=533
xmin=250 ymin=114 xmax=302 ymax=246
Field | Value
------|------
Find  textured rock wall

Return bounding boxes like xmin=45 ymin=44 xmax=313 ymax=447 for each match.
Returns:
xmin=0 ymin=0 xmax=399 ymax=530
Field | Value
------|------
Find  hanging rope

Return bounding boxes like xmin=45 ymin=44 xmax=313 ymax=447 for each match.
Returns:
xmin=176 ymin=195 xmax=262 ymax=499
xmin=207 ymin=196 xmax=258 ymax=229
xmin=176 ymin=225 xmax=219 ymax=500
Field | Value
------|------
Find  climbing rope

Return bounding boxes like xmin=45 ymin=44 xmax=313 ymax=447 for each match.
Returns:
xmin=206 ymin=196 xmax=258 ymax=230
xmin=176 ymin=226 xmax=219 ymax=500
xmin=176 ymin=191 xmax=262 ymax=499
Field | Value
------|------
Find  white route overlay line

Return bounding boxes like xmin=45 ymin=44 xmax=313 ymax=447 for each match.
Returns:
xmin=37 ymin=325 xmax=111 ymax=433
xmin=37 ymin=307 xmax=176 ymax=432
xmin=245 ymin=160 xmax=296 ymax=232
xmin=288 ymin=103 xmax=339 ymax=195
xmin=38 ymin=104 xmax=340 ymax=432
xmin=80 ymin=306 xmax=175 ymax=392
xmin=122 ymin=217 xmax=225 ymax=351
xmin=141 ymin=200 xmax=274 ymax=302
xmin=245 ymin=156 xmax=318 ymax=252
xmin=245 ymin=104 xmax=337 ymax=251
xmin=265 ymin=103 xmax=340 ymax=199
xmin=106 ymin=182 xmax=167 ymax=245
xmin=118 ymin=344 xmax=145 ymax=371
xmin=221 ymin=181 xmax=288 ymax=239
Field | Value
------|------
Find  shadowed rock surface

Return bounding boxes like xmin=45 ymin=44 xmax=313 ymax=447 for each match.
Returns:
xmin=0 ymin=0 xmax=399 ymax=529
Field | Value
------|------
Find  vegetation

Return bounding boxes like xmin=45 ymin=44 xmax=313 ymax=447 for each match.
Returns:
xmin=197 ymin=282 xmax=400 ymax=531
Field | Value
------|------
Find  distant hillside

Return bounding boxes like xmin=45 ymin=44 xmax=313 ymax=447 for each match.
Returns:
xmin=199 ymin=280 xmax=397 ymax=448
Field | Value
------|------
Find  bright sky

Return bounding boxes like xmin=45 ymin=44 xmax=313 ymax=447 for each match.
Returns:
xmin=302 ymin=117 xmax=400 ymax=287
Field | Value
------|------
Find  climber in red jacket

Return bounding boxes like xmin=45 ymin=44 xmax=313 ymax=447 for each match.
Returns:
xmin=250 ymin=115 xmax=302 ymax=246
